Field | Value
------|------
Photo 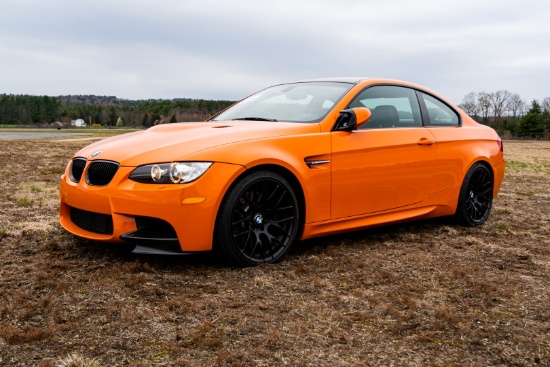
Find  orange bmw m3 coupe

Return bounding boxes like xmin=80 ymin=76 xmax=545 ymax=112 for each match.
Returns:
xmin=59 ymin=78 xmax=505 ymax=266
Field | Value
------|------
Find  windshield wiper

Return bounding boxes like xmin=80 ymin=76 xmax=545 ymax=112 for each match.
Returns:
xmin=232 ymin=117 xmax=278 ymax=122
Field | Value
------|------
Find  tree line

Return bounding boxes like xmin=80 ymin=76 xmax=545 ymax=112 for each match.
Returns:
xmin=2 ymin=91 xmax=549 ymax=138
xmin=459 ymin=91 xmax=550 ymax=139
xmin=0 ymin=94 xmax=235 ymax=127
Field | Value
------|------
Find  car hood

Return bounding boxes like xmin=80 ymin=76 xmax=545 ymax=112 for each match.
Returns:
xmin=75 ymin=121 xmax=321 ymax=166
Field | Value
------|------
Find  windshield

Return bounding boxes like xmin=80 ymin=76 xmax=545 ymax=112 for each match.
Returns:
xmin=211 ymin=81 xmax=353 ymax=123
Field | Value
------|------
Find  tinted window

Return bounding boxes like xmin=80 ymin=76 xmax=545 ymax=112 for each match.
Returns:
xmin=349 ymin=86 xmax=422 ymax=129
xmin=420 ymin=93 xmax=460 ymax=126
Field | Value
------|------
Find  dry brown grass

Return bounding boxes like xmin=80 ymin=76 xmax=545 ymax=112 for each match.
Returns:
xmin=0 ymin=137 xmax=549 ymax=366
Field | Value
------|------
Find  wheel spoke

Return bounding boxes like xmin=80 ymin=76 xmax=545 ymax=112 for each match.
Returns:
xmin=235 ymin=202 xmax=250 ymax=215
xmin=267 ymin=234 xmax=287 ymax=248
xmin=467 ymin=204 xmax=477 ymax=219
xmin=246 ymin=241 xmax=259 ymax=258
xmin=232 ymin=217 xmax=249 ymax=226
xmin=273 ymin=205 xmax=294 ymax=212
xmin=268 ymin=223 xmax=291 ymax=239
xmin=478 ymin=187 xmax=492 ymax=196
xmin=270 ymin=216 xmax=295 ymax=224
xmin=478 ymin=201 xmax=490 ymax=209
xmin=264 ymin=184 xmax=281 ymax=204
xmin=233 ymin=228 xmax=250 ymax=237
xmin=270 ymin=190 xmax=287 ymax=210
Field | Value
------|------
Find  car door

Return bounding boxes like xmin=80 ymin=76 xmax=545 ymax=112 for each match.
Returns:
xmin=417 ymin=91 xmax=465 ymax=192
xmin=330 ymin=85 xmax=437 ymax=219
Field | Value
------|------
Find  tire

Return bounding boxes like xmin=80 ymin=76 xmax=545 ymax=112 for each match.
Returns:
xmin=455 ymin=163 xmax=494 ymax=226
xmin=215 ymin=171 xmax=300 ymax=266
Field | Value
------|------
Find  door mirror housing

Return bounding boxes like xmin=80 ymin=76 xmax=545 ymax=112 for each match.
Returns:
xmin=333 ymin=107 xmax=371 ymax=131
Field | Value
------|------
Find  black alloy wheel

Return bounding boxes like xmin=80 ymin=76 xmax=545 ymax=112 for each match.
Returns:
xmin=456 ymin=163 xmax=494 ymax=226
xmin=216 ymin=171 xmax=300 ymax=266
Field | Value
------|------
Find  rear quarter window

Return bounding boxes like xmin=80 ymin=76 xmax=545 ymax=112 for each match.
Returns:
xmin=420 ymin=93 xmax=460 ymax=126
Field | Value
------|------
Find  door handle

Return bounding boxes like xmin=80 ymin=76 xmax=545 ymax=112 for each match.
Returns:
xmin=417 ymin=138 xmax=434 ymax=146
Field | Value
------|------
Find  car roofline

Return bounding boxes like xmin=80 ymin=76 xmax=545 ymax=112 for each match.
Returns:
xmin=289 ymin=77 xmax=372 ymax=84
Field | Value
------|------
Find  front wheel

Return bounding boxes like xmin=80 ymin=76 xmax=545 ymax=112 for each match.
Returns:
xmin=215 ymin=171 xmax=300 ymax=266
xmin=455 ymin=163 xmax=494 ymax=226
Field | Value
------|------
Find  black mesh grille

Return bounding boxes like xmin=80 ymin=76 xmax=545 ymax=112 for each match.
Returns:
xmin=86 ymin=160 xmax=119 ymax=186
xmin=70 ymin=206 xmax=114 ymax=235
xmin=70 ymin=158 xmax=87 ymax=183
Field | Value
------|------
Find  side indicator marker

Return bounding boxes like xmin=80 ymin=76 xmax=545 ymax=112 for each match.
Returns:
xmin=182 ymin=197 xmax=206 ymax=205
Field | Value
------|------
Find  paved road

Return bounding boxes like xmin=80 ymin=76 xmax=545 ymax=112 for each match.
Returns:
xmin=0 ymin=132 xmax=90 ymax=140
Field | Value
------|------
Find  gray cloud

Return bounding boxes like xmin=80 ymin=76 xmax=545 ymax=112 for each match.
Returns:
xmin=0 ymin=0 xmax=549 ymax=104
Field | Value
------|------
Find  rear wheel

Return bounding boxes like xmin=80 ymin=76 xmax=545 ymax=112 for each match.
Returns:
xmin=456 ymin=163 xmax=494 ymax=226
xmin=215 ymin=171 xmax=300 ymax=266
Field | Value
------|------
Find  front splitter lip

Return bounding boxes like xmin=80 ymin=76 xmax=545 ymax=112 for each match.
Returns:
xmin=120 ymin=230 xmax=189 ymax=255
xmin=132 ymin=245 xmax=193 ymax=256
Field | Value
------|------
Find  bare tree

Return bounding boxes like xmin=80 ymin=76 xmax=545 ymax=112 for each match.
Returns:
xmin=478 ymin=92 xmax=491 ymax=121
xmin=542 ymin=97 xmax=550 ymax=114
xmin=489 ymin=90 xmax=512 ymax=120
xmin=506 ymin=93 xmax=525 ymax=119
xmin=459 ymin=92 xmax=479 ymax=117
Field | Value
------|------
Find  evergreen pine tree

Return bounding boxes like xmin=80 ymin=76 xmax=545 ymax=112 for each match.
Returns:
xmin=516 ymin=100 xmax=544 ymax=138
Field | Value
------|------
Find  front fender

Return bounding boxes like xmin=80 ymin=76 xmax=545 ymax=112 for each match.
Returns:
xmin=187 ymin=133 xmax=333 ymax=224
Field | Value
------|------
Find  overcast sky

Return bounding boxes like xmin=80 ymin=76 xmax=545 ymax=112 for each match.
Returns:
xmin=1 ymin=0 xmax=549 ymax=104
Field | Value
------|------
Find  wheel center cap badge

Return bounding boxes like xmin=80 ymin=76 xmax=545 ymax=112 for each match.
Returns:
xmin=92 ymin=150 xmax=102 ymax=158
xmin=254 ymin=214 xmax=264 ymax=225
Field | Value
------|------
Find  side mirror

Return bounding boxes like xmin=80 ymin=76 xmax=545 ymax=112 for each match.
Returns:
xmin=333 ymin=107 xmax=371 ymax=131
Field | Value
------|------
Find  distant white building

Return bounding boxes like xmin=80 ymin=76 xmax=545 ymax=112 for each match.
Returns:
xmin=71 ymin=119 xmax=86 ymax=127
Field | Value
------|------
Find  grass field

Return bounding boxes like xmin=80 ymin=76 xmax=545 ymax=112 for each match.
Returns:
xmin=0 ymin=136 xmax=549 ymax=366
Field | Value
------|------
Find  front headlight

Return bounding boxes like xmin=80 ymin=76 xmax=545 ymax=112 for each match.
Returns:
xmin=129 ymin=162 xmax=213 ymax=184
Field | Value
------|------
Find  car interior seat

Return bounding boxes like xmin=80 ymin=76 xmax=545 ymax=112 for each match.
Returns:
xmin=370 ymin=105 xmax=399 ymax=128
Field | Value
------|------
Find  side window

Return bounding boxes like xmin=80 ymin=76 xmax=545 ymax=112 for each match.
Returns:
xmin=420 ymin=93 xmax=460 ymax=126
xmin=348 ymin=86 xmax=422 ymax=129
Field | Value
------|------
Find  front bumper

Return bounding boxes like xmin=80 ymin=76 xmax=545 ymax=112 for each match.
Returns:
xmin=59 ymin=161 xmax=245 ymax=252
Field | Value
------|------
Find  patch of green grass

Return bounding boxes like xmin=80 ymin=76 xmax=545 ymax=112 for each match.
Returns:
xmin=498 ymin=208 xmax=512 ymax=215
xmin=16 ymin=197 xmax=32 ymax=207
xmin=506 ymin=161 xmax=550 ymax=175
xmin=494 ymin=222 xmax=510 ymax=233
xmin=30 ymin=184 xmax=42 ymax=193
xmin=507 ymin=161 xmax=528 ymax=169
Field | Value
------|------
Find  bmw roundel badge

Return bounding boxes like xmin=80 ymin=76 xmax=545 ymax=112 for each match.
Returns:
xmin=92 ymin=150 xmax=102 ymax=158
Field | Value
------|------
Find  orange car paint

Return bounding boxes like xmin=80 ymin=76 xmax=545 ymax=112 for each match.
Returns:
xmin=59 ymin=78 xmax=504 ymax=252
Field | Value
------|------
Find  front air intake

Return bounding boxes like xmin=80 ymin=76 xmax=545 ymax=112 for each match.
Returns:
xmin=70 ymin=206 xmax=114 ymax=235
xmin=86 ymin=160 xmax=119 ymax=186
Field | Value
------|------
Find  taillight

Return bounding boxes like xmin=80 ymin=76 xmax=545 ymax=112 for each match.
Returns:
xmin=497 ymin=138 xmax=503 ymax=152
